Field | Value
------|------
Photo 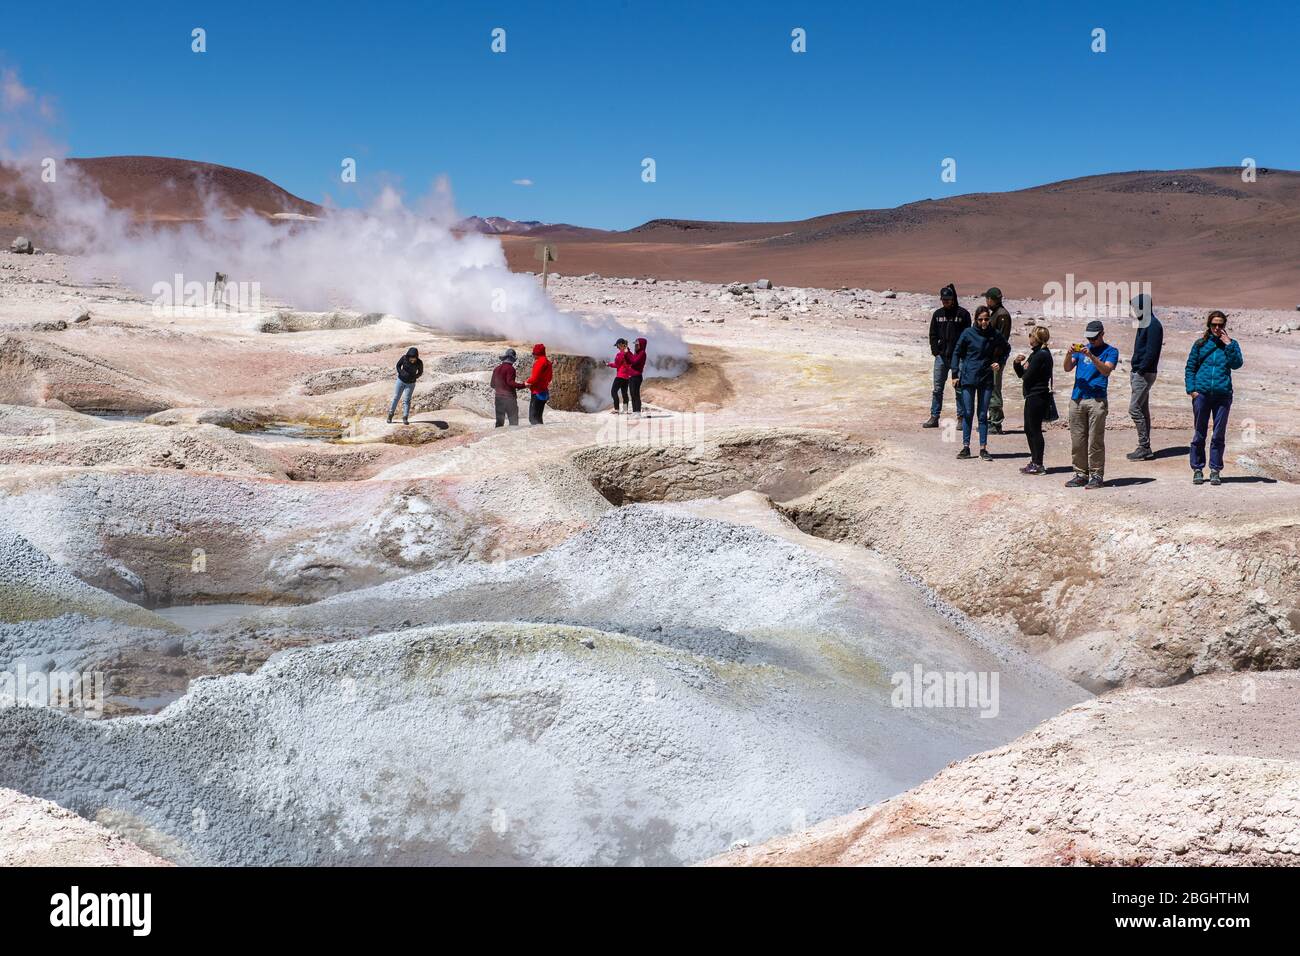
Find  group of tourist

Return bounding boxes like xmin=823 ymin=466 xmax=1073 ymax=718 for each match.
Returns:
xmin=924 ymin=286 xmax=1244 ymax=487
xmin=388 ymin=337 xmax=651 ymax=429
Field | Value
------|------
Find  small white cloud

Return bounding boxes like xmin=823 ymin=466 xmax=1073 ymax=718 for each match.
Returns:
xmin=512 ymin=178 xmax=534 ymax=186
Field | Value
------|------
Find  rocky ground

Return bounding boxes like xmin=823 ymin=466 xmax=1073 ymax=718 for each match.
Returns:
xmin=712 ymin=672 xmax=1300 ymax=866
xmin=0 ymin=786 xmax=168 ymax=866
xmin=1 ymin=248 xmax=1298 ymax=865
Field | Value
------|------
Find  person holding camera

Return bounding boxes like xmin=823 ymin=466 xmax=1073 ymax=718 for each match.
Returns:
xmin=1063 ymin=320 xmax=1118 ymax=489
xmin=1012 ymin=325 xmax=1055 ymax=475
xmin=1185 ymin=311 xmax=1244 ymax=486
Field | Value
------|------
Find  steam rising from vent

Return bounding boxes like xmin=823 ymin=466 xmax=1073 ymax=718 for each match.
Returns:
xmin=1 ymin=67 xmax=685 ymax=365
xmin=42 ymin=172 xmax=686 ymax=364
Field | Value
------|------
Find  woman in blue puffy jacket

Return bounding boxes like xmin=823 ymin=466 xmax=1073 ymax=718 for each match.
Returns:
xmin=950 ymin=306 xmax=1011 ymax=460
xmin=1184 ymin=310 xmax=1243 ymax=486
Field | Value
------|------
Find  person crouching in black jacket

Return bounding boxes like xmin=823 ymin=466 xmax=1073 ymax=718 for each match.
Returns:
xmin=1012 ymin=326 xmax=1054 ymax=474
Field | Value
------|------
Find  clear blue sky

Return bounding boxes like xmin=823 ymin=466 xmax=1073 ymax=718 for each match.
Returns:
xmin=4 ymin=0 xmax=1296 ymax=229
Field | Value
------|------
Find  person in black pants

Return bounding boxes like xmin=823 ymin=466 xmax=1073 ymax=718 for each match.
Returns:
xmin=1012 ymin=325 xmax=1054 ymax=475
xmin=627 ymin=337 xmax=648 ymax=414
xmin=607 ymin=338 xmax=631 ymax=413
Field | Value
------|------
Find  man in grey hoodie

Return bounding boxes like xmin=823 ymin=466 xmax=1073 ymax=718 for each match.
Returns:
xmin=1126 ymin=293 xmax=1164 ymax=461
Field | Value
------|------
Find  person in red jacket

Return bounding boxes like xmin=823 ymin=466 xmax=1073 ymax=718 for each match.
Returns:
xmin=526 ymin=343 xmax=553 ymax=425
xmin=627 ymin=337 xmax=648 ymax=413
xmin=608 ymin=338 xmax=632 ymax=413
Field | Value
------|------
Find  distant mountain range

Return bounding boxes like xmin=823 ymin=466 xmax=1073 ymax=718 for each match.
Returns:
xmin=455 ymin=215 xmax=603 ymax=237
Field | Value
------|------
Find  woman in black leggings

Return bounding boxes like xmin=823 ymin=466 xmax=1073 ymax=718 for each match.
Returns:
xmin=607 ymin=338 xmax=631 ymax=413
xmin=1012 ymin=325 xmax=1053 ymax=475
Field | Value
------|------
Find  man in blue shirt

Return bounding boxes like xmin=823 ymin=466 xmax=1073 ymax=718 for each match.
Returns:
xmin=1064 ymin=320 xmax=1119 ymax=489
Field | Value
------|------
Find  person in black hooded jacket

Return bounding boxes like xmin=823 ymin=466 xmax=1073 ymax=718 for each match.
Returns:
xmin=923 ymin=284 xmax=970 ymax=428
xmin=388 ymin=347 xmax=423 ymax=425
xmin=1126 ymin=292 xmax=1164 ymax=461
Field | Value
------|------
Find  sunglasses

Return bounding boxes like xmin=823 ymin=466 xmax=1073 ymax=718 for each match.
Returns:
xmin=1210 ymin=323 xmax=1227 ymax=329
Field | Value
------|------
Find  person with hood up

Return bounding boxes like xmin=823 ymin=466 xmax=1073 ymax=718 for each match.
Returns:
xmin=1185 ymin=310 xmax=1243 ymax=486
xmin=491 ymin=348 xmax=527 ymax=427
xmin=1126 ymin=292 xmax=1164 ymax=461
xmin=387 ymin=347 xmax=423 ymax=425
xmin=526 ymin=343 xmax=553 ymax=425
xmin=983 ymin=288 xmax=1014 ymax=434
xmin=627 ymin=337 xmax=648 ymax=414
xmin=950 ymin=305 xmax=1011 ymax=460
xmin=923 ymin=284 xmax=971 ymax=428
xmin=608 ymin=338 xmax=633 ymax=413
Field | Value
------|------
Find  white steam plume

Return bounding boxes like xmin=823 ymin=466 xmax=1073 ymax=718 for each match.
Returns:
xmin=1 ymin=66 xmax=686 ymax=368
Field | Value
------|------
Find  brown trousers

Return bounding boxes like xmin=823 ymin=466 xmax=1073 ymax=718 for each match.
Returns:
xmin=1070 ymin=397 xmax=1108 ymax=478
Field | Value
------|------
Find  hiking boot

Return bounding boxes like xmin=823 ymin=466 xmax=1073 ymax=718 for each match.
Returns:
xmin=402 ymin=417 xmax=409 ymax=426
xmin=1065 ymin=474 xmax=1088 ymax=488
xmin=956 ymin=446 xmax=971 ymax=460
xmin=1210 ymin=469 xmax=1222 ymax=486
xmin=979 ymin=448 xmax=993 ymax=461
xmin=386 ymin=414 xmax=393 ymax=424
xmin=1020 ymin=463 xmax=1043 ymax=475
xmin=1085 ymin=475 xmax=1105 ymax=490
xmin=922 ymin=416 xmax=940 ymax=429
xmin=1126 ymin=447 xmax=1155 ymax=461
xmin=1193 ymin=469 xmax=1204 ymax=485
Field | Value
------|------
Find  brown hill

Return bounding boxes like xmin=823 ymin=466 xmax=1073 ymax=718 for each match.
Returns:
xmin=500 ymin=167 xmax=1300 ymax=308
xmin=68 ymin=156 xmax=323 ymax=220
xmin=0 ymin=156 xmax=320 ymax=240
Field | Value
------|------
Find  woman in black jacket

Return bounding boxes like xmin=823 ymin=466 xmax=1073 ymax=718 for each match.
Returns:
xmin=1012 ymin=326 xmax=1053 ymax=474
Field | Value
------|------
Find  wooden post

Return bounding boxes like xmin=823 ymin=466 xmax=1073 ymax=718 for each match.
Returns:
xmin=534 ymin=243 xmax=557 ymax=290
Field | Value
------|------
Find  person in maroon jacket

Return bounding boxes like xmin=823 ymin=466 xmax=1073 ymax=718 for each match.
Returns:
xmin=608 ymin=338 xmax=633 ymax=413
xmin=490 ymin=348 xmax=527 ymax=427
xmin=526 ymin=343 xmax=553 ymax=425
xmin=627 ymin=337 xmax=648 ymax=413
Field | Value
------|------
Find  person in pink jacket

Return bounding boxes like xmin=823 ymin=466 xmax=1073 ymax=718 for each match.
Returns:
xmin=627 ymin=337 xmax=648 ymax=413
xmin=607 ymin=338 xmax=633 ymax=413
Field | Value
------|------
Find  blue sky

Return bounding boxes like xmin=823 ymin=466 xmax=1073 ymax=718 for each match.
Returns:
xmin=4 ymin=0 xmax=1297 ymax=229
